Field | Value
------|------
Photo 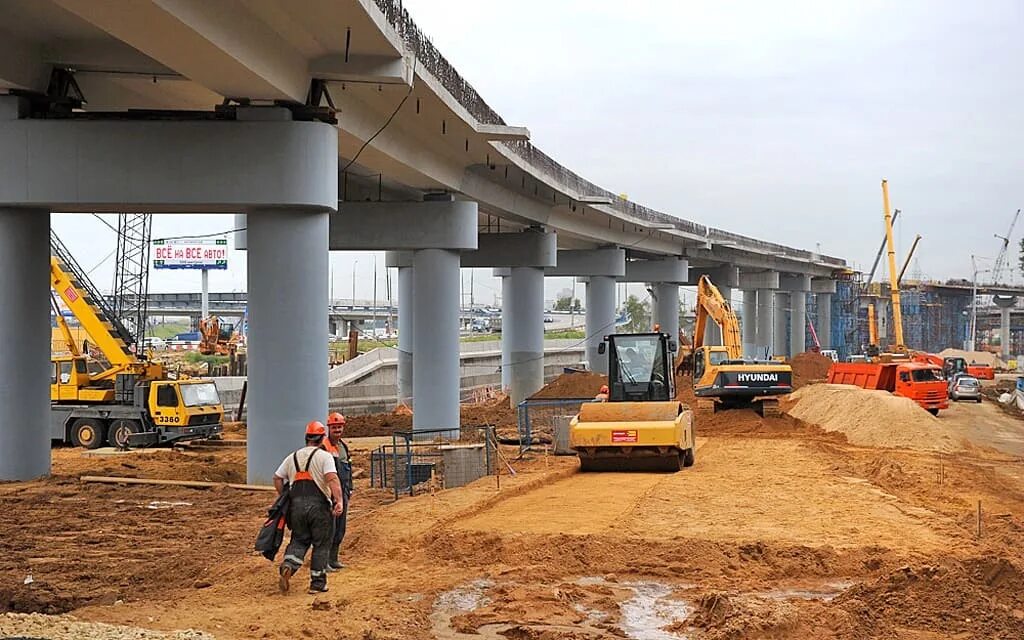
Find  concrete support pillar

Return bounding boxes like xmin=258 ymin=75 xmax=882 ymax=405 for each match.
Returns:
xmin=586 ymin=276 xmax=617 ymax=374
xmin=742 ymin=290 xmax=757 ymax=358
xmin=994 ymin=296 xmax=1016 ymax=360
xmin=773 ymin=292 xmax=789 ymax=357
xmin=505 ymin=267 xmax=545 ymax=405
xmin=652 ymin=283 xmax=680 ymax=343
xmin=791 ymin=292 xmax=807 ymax=355
xmin=817 ymin=293 xmax=833 ymax=349
xmin=246 ymin=209 xmax=329 ymax=485
xmin=412 ymin=249 xmax=461 ymax=435
xmin=756 ymin=288 xmax=774 ymax=359
xmin=500 ymin=274 xmax=511 ymax=390
xmin=397 ymin=266 xmax=414 ymax=407
xmin=0 ymin=208 xmax=50 ymax=481
xmin=1001 ymin=307 xmax=1012 ymax=360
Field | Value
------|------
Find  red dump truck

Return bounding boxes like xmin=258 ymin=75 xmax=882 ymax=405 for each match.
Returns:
xmin=827 ymin=361 xmax=948 ymax=415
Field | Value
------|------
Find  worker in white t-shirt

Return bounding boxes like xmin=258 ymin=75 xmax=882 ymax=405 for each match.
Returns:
xmin=273 ymin=421 xmax=342 ymax=594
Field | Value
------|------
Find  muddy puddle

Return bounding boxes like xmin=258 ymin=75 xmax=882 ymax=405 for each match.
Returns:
xmin=430 ymin=576 xmax=858 ymax=639
xmin=432 ymin=576 xmax=691 ymax=640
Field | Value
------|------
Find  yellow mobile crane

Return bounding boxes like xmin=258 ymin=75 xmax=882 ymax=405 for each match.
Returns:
xmin=49 ymin=232 xmax=224 ymax=449
xmin=687 ymin=275 xmax=793 ymax=416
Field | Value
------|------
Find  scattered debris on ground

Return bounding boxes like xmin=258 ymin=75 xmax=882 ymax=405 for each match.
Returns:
xmin=0 ymin=613 xmax=215 ymax=640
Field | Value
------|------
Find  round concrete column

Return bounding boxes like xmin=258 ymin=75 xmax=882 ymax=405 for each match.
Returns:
xmin=0 ymin=208 xmax=51 ymax=481
xmin=246 ymin=209 xmax=329 ymax=484
xmin=412 ymin=249 xmax=461 ymax=437
xmin=994 ymin=296 xmax=1016 ymax=360
xmin=742 ymin=289 xmax=757 ymax=358
xmin=652 ymin=283 xmax=680 ymax=343
xmin=817 ymin=293 xmax=833 ymax=349
xmin=756 ymin=288 xmax=774 ymax=359
xmin=505 ymin=267 xmax=545 ymax=405
xmin=397 ymin=266 xmax=414 ymax=407
xmin=500 ymin=274 xmax=511 ymax=390
xmin=586 ymin=276 xmax=617 ymax=374
xmin=791 ymin=292 xmax=807 ymax=354
xmin=773 ymin=292 xmax=789 ymax=358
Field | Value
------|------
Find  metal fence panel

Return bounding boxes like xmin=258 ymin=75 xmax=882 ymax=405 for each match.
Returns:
xmin=371 ymin=426 xmax=496 ymax=499
xmin=516 ymin=398 xmax=593 ymax=453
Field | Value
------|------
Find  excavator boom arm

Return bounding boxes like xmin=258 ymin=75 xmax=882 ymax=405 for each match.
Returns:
xmin=695 ymin=275 xmax=743 ymax=359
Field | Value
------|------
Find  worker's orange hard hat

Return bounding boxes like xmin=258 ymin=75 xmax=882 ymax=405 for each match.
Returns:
xmin=600 ymin=385 xmax=609 ymax=394
xmin=305 ymin=421 xmax=327 ymax=437
xmin=327 ymin=412 xmax=347 ymax=426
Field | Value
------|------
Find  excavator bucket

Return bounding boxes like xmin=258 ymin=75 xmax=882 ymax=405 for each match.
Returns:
xmin=570 ymin=401 xmax=695 ymax=472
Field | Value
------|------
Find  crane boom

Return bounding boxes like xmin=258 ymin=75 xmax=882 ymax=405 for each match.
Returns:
xmin=693 ymin=275 xmax=743 ymax=359
xmin=897 ymin=234 xmax=922 ymax=286
xmin=992 ymin=208 xmax=1021 ymax=283
xmin=882 ymin=180 xmax=905 ymax=352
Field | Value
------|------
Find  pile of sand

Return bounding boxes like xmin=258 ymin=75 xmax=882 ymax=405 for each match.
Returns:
xmin=529 ymin=371 xmax=606 ymax=399
xmin=789 ymin=351 xmax=833 ymax=389
xmin=938 ymin=348 xmax=1005 ymax=369
xmin=786 ymin=384 xmax=955 ymax=452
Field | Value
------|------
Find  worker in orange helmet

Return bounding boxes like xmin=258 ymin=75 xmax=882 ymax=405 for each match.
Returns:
xmin=272 ymin=421 xmax=343 ymax=594
xmin=322 ymin=412 xmax=352 ymax=571
xmin=595 ymin=384 xmax=610 ymax=402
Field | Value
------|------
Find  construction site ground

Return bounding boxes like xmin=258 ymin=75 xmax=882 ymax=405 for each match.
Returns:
xmin=3 ymin=378 xmax=1024 ymax=639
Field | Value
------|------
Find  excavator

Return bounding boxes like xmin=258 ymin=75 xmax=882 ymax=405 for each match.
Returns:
xmin=569 ymin=330 xmax=695 ymax=472
xmin=199 ymin=315 xmax=240 ymax=356
xmin=684 ymin=275 xmax=793 ymax=416
xmin=49 ymin=232 xmax=225 ymax=449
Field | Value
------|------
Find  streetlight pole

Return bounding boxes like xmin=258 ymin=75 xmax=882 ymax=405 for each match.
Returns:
xmin=351 ymin=259 xmax=358 ymax=334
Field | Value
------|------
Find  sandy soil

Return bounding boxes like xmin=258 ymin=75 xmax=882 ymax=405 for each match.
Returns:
xmin=3 ymin=392 xmax=1023 ymax=639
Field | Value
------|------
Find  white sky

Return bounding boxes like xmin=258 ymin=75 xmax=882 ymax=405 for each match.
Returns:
xmin=51 ymin=0 xmax=1024 ymax=306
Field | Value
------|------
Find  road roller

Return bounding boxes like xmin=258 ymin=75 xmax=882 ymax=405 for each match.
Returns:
xmin=570 ymin=331 xmax=695 ymax=471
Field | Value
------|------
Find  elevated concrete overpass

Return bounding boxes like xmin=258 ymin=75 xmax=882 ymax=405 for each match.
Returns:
xmin=0 ymin=0 xmax=847 ymax=482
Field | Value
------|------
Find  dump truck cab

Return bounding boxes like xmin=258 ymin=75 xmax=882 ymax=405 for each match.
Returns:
xmin=570 ymin=332 xmax=695 ymax=472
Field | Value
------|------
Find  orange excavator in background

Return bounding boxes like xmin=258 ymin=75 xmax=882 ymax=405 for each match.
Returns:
xmin=198 ymin=316 xmax=240 ymax=356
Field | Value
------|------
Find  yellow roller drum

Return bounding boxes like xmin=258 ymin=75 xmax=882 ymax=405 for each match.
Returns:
xmin=578 ymin=401 xmax=681 ymax=423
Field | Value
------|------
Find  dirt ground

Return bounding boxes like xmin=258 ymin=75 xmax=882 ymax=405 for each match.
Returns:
xmin=3 ymin=384 xmax=1024 ymax=639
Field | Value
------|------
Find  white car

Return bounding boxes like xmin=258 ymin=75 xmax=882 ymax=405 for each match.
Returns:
xmin=142 ymin=336 xmax=166 ymax=350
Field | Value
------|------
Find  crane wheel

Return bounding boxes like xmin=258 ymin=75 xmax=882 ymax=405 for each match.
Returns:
xmin=72 ymin=418 xmax=107 ymax=450
xmin=108 ymin=419 xmax=143 ymax=449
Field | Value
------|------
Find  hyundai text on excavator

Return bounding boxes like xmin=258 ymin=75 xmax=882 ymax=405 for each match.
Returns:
xmin=49 ymin=232 xmax=225 ymax=449
xmin=683 ymin=275 xmax=793 ymax=416
xmin=569 ymin=331 xmax=695 ymax=472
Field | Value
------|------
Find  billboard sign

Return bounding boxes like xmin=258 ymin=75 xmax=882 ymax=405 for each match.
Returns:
xmin=153 ymin=237 xmax=228 ymax=270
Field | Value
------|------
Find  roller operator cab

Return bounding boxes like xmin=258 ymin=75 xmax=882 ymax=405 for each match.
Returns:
xmin=570 ymin=332 xmax=696 ymax=472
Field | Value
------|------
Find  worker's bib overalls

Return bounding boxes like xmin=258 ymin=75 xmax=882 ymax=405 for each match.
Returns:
xmin=326 ymin=440 xmax=353 ymax=567
xmin=280 ymin=450 xmax=333 ymax=590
